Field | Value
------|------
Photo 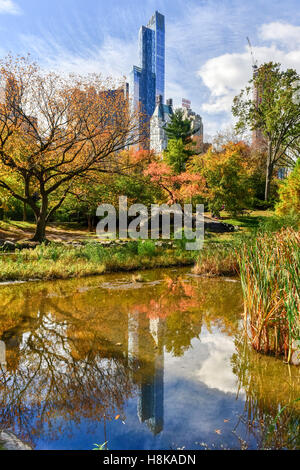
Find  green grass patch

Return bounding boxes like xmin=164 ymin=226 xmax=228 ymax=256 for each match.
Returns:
xmin=0 ymin=241 xmax=198 ymax=282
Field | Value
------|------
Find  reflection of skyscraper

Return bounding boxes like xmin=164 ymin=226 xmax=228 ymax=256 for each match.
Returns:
xmin=127 ymin=313 xmax=165 ymax=435
xmin=130 ymin=11 xmax=165 ymax=146
xmin=0 ymin=340 xmax=6 ymax=372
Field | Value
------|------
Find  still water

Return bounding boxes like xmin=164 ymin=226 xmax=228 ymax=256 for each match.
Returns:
xmin=0 ymin=267 xmax=299 ymax=450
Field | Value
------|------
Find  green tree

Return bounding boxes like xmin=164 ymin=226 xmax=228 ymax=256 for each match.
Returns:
xmin=232 ymin=62 xmax=300 ymax=201
xmin=164 ymin=138 xmax=189 ymax=174
xmin=164 ymin=110 xmax=200 ymax=174
xmin=275 ymin=160 xmax=300 ymax=217
xmin=189 ymin=142 xmax=252 ymax=217
xmin=165 ymin=109 xmax=193 ymax=143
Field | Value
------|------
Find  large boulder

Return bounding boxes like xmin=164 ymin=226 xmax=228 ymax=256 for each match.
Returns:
xmin=192 ymin=216 xmax=236 ymax=233
xmin=204 ymin=219 xmax=236 ymax=233
xmin=2 ymin=240 xmax=16 ymax=252
xmin=0 ymin=431 xmax=32 ymax=450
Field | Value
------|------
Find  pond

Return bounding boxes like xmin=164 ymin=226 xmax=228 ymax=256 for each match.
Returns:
xmin=0 ymin=267 xmax=299 ymax=450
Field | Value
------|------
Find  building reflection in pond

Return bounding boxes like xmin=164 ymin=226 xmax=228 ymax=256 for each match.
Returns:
xmin=128 ymin=313 xmax=165 ymax=435
xmin=0 ymin=340 xmax=6 ymax=372
xmin=2 ymin=270 xmax=297 ymax=449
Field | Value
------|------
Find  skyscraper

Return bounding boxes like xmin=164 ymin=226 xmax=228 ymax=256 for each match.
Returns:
xmin=130 ymin=11 xmax=165 ymax=146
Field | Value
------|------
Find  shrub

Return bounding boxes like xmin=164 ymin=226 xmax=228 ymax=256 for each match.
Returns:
xmin=276 ymin=162 xmax=300 ymax=217
xmin=137 ymin=240 xmax=156 ymax=257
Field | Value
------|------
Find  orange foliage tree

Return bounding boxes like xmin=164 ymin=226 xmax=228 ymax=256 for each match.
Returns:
xmin=145 ymin=160 xmax=206 ymax=204
xmin=0 ymin=55 xmax=145 ymax=241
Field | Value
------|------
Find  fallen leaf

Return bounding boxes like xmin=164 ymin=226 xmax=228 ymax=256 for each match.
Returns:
xmin=215 ymin=429 xmax=222 ymax=435
xmin=224 ymin=419 xmax=230 ymax=423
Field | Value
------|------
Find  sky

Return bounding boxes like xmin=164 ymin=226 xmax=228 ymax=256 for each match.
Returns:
xmin=1 ymin=0 xmax=300 ymax=139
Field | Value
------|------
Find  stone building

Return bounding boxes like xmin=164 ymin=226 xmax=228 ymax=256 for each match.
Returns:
xmin=181 ymin=106 xmax=203 ymax=139
xmin=150 ymin=95 xmax=173 ymax=154
xmin=150 ymin=97 xmax=204 ymax=155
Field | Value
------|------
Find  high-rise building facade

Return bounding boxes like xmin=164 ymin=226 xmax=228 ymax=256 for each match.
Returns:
xmin=130 ymin=11 xmax=165 ymax=145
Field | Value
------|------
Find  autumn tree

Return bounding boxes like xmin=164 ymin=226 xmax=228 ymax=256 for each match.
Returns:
xmin=0 ymin=55 xmax=144 ymax=242
xmin=145 ymin=160 xmax=205 ymax=205
xmin=61 ymin=148 xmax=160 ymax=229
xmin=232 ymin=62 xmax=300 ymax=200
xmin=189 ymin=142 xmax=252 ymax=217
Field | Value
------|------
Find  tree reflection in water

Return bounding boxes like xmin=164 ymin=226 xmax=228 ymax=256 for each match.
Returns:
xmin=232 ymin=340 xmax=300 ymax=449
xmin=2 ymin=269 xmax=297 ymax=450
xmin=0 ymin=270 xmax=221 ymax=446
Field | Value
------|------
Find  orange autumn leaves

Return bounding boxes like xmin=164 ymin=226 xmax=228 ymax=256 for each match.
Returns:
xmin=145 ymin=161 xmax=206 ymax=204
xmin=132 ymin=276 xmax=199 ymax=320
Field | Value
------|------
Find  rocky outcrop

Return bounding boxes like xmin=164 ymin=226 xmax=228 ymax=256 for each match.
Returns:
xmin=0 ymin=431 xmax=32 ymax=450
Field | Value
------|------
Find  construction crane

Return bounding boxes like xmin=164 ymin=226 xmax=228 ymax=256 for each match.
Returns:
xmin=247 ymin=37 xmax=258 ymax=71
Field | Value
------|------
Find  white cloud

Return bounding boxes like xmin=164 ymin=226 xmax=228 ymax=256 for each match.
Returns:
xmin=198 ymin=29 xmax=300 ymax=116
xmin=0 ymin=0 xmax=21 ymax=15
xmin=196 ymin=332 xmax=240 ymax=395
xmin=260 ymin=22 xmax=300 ymax=48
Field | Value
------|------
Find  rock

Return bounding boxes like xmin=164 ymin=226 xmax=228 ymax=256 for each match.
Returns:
xmin=15 ymin=240 xmax=39 ymax=250
xmin=191 ymin=215 xmax=235 ymax=233
xmin=291 ymin=341 xmax=300 ymax=366
xmin=0 ymin=431 xmax=32 ymax=450
xmin=204 ymin=221 xmax=235 ymax=233
xmin=3 ymin=240 xmax=16 ymax=252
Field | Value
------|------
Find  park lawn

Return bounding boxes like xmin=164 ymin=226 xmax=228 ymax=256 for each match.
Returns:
xmin=0 ymin=211 xmax=274 ymax=282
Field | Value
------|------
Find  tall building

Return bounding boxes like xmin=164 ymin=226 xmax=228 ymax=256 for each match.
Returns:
xmin=130 ymin=11 xmax=165 ymax=146
xmin=252 ymin=65 xmax=267 ymax=149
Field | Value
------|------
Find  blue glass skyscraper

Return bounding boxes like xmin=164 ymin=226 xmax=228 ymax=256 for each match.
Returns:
xmin=131 ymin=11 xmax=165 ymax=141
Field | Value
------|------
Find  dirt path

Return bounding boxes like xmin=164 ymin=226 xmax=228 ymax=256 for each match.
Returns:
xmin=0 ymin=222 xmax=97 ymax=243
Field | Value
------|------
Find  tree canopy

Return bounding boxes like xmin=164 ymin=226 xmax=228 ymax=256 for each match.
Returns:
xmin=232 ymin=62 xmax=300 ymax=200
xmin=0 ymin=55 xmax=144 ymax=241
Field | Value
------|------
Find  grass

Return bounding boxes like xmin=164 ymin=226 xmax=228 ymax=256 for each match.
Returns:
xmin=238 ymin=228 xmax=300 ymax=364
xmin=0 ymin=240 xmax=198 ymax=282
xmin=0 ymin=211 xmax=298 ymax=285
xmin=193 ymin=242 xmax=240 ymax=277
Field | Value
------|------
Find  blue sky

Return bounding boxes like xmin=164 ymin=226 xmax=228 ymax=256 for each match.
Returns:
xmin=1 ymin=0 xmax=300 ymax=138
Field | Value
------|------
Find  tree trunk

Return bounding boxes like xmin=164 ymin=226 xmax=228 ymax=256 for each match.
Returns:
xmin=23 ymin=202 xmax=27 ymax=222
xmin=31 ymin=197 xmax=48 ymax=243
xmin=87 ymin=214 xmax=93 ymax=232
xmin=265 ymin=140 xmax=273 ymax=201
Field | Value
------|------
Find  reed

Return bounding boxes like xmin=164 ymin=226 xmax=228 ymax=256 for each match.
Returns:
xmin=238 ymin=228 xmax=300 ymax=364
xmin=193 ymin=241 xmax=242 ymax=277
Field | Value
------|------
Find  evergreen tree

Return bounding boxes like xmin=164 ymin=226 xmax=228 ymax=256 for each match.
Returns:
xmin=165 ymin=109 xmax=193 ymax=144
xmin=164 ymin=110 xmax=200 ymax=174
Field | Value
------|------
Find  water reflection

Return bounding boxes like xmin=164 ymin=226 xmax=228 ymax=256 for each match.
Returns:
xmin=0 ymin=269 xmax=299 ymax=450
